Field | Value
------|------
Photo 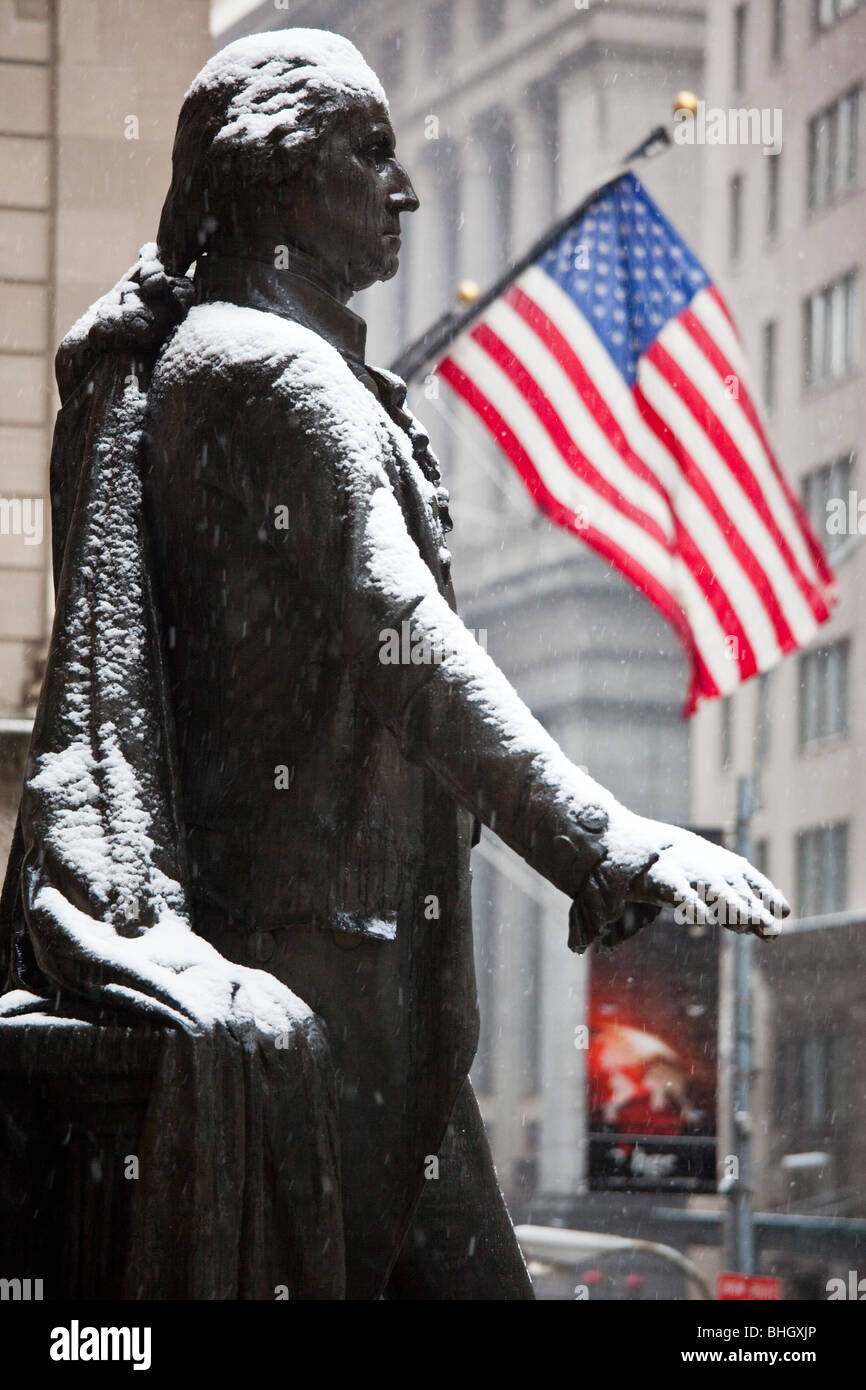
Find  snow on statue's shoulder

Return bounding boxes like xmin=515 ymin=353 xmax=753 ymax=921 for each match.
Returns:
xmin=154 ymin=300 xmax=402 ymax=488
xmin=157 ymin=300 xmax=355 ymax=397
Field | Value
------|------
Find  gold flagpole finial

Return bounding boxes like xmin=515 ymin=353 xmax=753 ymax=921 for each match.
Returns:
xmin=456 ymin=280 xmax=481 ymax=305
xmin=673 ymin=91 xmax=700 ymax=118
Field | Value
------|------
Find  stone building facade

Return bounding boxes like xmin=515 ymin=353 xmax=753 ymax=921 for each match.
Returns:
xmin=0 ymin=0 xmax=211 ymax=843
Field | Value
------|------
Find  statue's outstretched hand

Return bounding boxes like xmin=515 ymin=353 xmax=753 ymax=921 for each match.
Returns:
xmin=625 ymin=819 xmax=789 ymax=938
xmin=563 ymin=805 xmax=789 ymax=954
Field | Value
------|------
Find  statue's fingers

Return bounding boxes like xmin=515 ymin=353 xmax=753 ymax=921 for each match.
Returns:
xmin=720 ymin=880 xmax=783 ymax=940
xmin=633 ymin=864 xmax=712 ymax=925
xmin=741 ymin=868 xmax=790 ymax=921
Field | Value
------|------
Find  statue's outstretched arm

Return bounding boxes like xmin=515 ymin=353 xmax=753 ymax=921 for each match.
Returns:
xmin=234 ymin=342 xmax=789 ymax=952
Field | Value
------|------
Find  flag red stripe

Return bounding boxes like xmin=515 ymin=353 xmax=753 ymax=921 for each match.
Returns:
xmin=438 ymin=354 xmax=718 ymax=710
xmin=505 ymin=284 xmax=805 ymax=655
xmin=469 ymin=320 xmax=672 ymax=552
xmin=505 ymin=283 xmax=670 ymax=505
xmin=651 ymin=336 xmax=829 ymax=626
xmin=644 ymin=345 xmax=804 ymax=650
xmin=634 ymin=386 xmax=769 ymax=678
xmin=672 ymin=515 xmax=758 ymax=681
xmin=681 ymin=308 xmax=836 ymax=591
xmin=653 ymin=333 xmax=828 ymax=628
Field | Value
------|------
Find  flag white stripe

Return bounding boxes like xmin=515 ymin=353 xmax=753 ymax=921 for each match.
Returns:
xmin=643 ymin=336 xmax=801 ymax=633
xmin=662 ymin=317 xmax=822 ymax=599
xmin=448 ymin=334 xmax=677 ymax=586
xmin=690 ymin=290 xmax=826 ymax=591
xmin=516 ymin=270 xmax=781 ymax=665
xmin=449 ymin=333 xmax=740 ymax=686
xmin=673 ymin=559 xmax=742 ymax=693
xmin=690 ymin=288 xmax=750 ymax=383
xmin=519 ymin=267 xmax=687 ymax=501
xmin=638 ymin=357 xmax=785 ymax=665
xmin=483 ymin=297 xmax=674 ymax=539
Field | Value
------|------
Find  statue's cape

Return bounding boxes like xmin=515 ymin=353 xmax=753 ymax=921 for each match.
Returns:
xmin=0 ymin=252 xmax=344 ymax=1298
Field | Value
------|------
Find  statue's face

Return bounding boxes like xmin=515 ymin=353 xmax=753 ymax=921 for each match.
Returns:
xmin=278 ymin=91 xmax=419 ymax=293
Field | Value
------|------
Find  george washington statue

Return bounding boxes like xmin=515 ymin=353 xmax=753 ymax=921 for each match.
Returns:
xmin=0 ymin=29 xmax=787 ymax=1300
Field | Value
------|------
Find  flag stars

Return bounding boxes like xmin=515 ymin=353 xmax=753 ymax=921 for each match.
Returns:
xmin=539 ymin=173 xmax=710 ymax=386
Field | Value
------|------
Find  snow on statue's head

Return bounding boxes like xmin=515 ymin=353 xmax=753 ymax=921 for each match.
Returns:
xmin=157 ymin=29 xmax=389 ymax=276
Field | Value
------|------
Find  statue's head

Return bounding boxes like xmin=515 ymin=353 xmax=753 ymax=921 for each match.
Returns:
xmin=157 ymin=29 xmax=418 ymax=296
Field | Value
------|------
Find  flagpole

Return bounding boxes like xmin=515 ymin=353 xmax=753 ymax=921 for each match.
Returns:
xmin=389 ymin=123 xmax=671 ymax=383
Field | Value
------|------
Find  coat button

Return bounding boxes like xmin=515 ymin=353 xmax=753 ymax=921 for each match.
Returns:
xmin=249 ymin=931 xmax=275 ymax=964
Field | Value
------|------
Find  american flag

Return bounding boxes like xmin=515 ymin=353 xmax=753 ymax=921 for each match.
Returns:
xmin=437 ymin=171 xmax=837 ymax=714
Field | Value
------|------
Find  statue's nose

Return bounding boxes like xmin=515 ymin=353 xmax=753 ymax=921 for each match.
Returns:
xmin=389 ymin=163 xmax=419 ymax=215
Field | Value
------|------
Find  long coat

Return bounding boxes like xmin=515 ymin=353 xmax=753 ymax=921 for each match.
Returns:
xmin=0 ymin=247 xmax=656 ymax=1299
xmin=143 ymin=251 xmax=637 ymax=1296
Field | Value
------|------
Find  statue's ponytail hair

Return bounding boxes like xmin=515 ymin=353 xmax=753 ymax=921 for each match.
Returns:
xmin=54 ymin=244 xmax=195 ymax=402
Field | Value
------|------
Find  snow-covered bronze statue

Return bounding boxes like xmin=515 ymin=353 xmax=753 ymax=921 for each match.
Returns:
xmin=0 ymin=30 xmax=787 ymax=1300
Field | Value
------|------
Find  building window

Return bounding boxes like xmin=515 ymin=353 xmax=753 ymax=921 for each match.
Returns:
xmin=762 ymin=320 xmax=777 ymax=412
xmin=733 ymin=4 xmax=747 ymax=92
xmin=720 ymin=694 xmax=732 ymax=768
xmin=767 ymin=151 xmax=780 ymax=238
xmin=808 ymin=86 xmax=860 ymax=213
xmin=799 ymin=639 xmax=849 ymax=746
xmin=796 ymin=821 xmax=848 ymax=916
xmin=729 ymin=174 xmax=743 ymax=261
xmin=804 ymin=270 xmax=859 ymax=387
xmin=428 ymin=1 xmax=453 ymax=56
xmin=380 ymin=32 xmax=404 ymax=90
xmin=802 ymin=452 xmax=854 ymax=554
xmin=815 ymin=0 xmax=862 ymax=31
xmin=478 ymin=0 xmax=505 ymax=40
xmin=775 ymin=1031 xmax=853 ymax=1135
xmin=771 ymin=0 xmax=784 ymax=63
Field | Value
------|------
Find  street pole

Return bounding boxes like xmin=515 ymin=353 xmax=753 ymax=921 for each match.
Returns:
xmin=724 ymin=774 xmax=756 ymax=1274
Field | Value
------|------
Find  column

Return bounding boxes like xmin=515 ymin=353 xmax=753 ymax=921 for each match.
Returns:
xmin=537 ymin=883 xmax=589 ymax=1198
xmin=511 ymin=81 xmax=558 ymax=256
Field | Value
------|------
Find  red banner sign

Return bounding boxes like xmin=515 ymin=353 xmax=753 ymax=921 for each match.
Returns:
xmin=718 ymin=1273 xmax=782 ymax=1301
